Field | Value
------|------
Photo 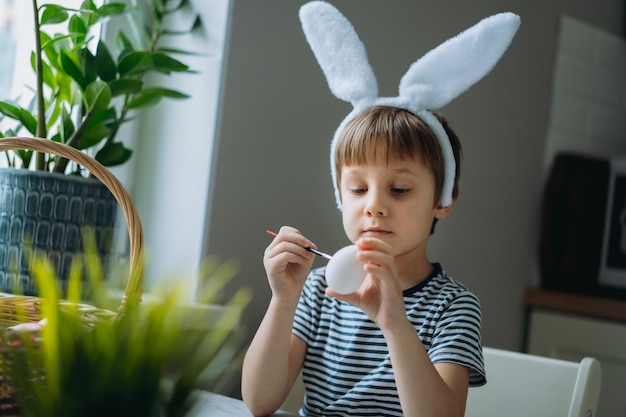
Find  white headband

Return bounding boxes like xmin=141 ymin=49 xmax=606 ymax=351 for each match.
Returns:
xmin=299 ymin=1 xmax=520 ymax=208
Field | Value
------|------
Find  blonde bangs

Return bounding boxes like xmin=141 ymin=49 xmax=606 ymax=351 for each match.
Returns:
xmin=335 ymin=106 xmax=442 ymax=168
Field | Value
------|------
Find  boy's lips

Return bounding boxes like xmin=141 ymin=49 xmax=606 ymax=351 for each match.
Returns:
xmin=363 ymin=228 xmax=391 ymax=236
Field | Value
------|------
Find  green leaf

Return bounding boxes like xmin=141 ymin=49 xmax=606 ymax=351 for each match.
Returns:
xmin=40 ymin=5 xmax=69 ymax=25
xmin=116 ymin=31 xmax=133 ymax=55
xmin=80 ymin=0 xmax=99 ymax=27
xmin=60 ymin=107 xmax=75 ymax=143
xmin=47 ymin=100 xmax=62 ymax=130
xmin=18 ymin=108 xmax=37 ymax=136
xmin=95 ymin=42 xmax=117 ymax=82
xmin=127 ymin=88 xmax=189 ymax=109
xmin=97 ymin=3 xmax=126 ymax=17
xmin=91 ymin=107 xmax=117 ymax=127
xmin=157 ymin=88 xmax=190 ymax=99
xmin=0 ymin=101 xmax=21 ymax=120
xmin=83 ymin=81 xmax=112 ymax=113
xmin=191 ymin=14 xmax=202 ymax=31
xmin=46 ymin=33 xmax=73 ymax=56
xmin=59 ymin=50 xmax=86 ymax=90
xmin=15 ymin=149 xmax=33 ymax=168
xmin=126 ymin=94 xmax=158 ymax=109
xmin=40 ymin=32 xmax=59 ymax=69
xmin=56 ymin=72 xmax=75 ymax=105
xmin=77 ymin=122 xmax=110 ymax=149
xmin=41 ymin=60 xmax=57 ymax=90
xmin=151 ymin=53 xmax=190 ymax=73
xmin=79 ymin=49 xmax=98 ymax=86
xmin=80 ymin=0 xmax=97 ymax=10
xmin=109 ymin=78 xmax=143 ymax=96
xmin=155 ymin=46 xmax=200 ymax=56
xmin=95 ymin=142 xmax=132 ymax=166
xmin=118 ymin=51 xmax=153 ymax=76
xmin=68 ymin=15 xmax=88 ymax=45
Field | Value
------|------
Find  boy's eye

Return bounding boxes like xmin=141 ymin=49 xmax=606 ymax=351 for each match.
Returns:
xmin=350 ymin=188 xmax=367 ymax=194
xmin=391 ymin=188 xmax=411 ymax=194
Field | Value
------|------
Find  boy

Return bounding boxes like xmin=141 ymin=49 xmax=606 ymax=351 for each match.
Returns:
xmin=242 ymin=2 xmax=519 ymax=416
xmin=243 ymin=105 xmax=482 ymax=417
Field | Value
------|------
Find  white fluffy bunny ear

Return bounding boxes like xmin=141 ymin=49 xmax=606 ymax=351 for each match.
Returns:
xmin=399 ymin=12 xmax=521 ymax=111
xmin=299 ymin=1 xmax=378 ymax=105
xmin=299 ymin=1 xmax=521 ymax=210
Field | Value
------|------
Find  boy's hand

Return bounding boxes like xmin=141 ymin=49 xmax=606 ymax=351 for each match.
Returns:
xmin=327 ymin=237 xmax=407 ymax=329
xmin=264 ymin=226 xmax=316 ymax=301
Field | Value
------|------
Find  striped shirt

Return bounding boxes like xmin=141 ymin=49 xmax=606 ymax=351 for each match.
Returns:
xmin=292 ymin=263 xmax=485 ymax=416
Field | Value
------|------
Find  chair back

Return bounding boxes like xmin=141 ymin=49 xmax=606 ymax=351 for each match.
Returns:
xmin=466 ymin=347 xmax=602 ymax=417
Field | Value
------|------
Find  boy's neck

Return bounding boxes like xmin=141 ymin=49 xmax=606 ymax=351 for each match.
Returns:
xmin=394 ymin=252 xmax=434 ymax=290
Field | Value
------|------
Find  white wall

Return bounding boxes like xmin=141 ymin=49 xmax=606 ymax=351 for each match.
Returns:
xmin=543 ymin=16 xmax=626 ymax=174
xmin=205 ymin=0 xmax=625 ymax=364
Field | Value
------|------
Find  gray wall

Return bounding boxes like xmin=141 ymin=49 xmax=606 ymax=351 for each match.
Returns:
xmin=205 ymin=0 xmax=625 ymax=360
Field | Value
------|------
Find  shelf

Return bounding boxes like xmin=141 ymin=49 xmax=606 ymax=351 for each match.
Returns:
xmin=524 ymin=288 xmax=626 ymax=323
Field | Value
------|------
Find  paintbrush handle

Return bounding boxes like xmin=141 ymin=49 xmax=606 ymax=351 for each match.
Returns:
xmin=265 ymin=230 xmax=333 ymax=260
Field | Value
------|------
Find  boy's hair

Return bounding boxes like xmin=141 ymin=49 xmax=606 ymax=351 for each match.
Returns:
xmin=334 ymin=106 xmax=462 ymax=233
xmin=335 ymin=106 xmax=462 ymax=205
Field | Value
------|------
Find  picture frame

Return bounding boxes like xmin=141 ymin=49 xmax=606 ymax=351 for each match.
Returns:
xmin=599 ymin=157 xmax=626 ymax=290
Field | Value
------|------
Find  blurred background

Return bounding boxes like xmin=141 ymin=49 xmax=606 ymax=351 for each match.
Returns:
xmin=2 ymin=0 xmax=625 ymax=410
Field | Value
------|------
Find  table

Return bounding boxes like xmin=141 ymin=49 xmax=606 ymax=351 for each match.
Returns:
xmin=187 ymin=390 xmax=299 ymax=416
xmin=524 ymin=288 xmax=626 ymax=417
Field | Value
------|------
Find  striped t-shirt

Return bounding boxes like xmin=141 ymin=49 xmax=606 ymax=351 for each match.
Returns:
xmin=292 ymin=263 xmax=485 ymax=416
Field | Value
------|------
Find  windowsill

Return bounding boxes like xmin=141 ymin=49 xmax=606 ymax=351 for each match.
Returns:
xmin=0 ymin=286 xmax=242 ymax=332
xmin=106 ymin=289 xmax=241 ymax=330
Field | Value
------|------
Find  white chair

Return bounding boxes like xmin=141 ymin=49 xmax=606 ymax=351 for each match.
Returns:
xmin=465 ymin=347 xmax=602 ymax=417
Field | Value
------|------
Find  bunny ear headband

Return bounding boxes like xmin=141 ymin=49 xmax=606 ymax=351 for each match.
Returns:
xmin=299 ymin=1 xmax=521 ymax=208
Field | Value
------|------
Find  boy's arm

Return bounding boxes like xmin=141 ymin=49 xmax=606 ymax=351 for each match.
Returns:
xmin=383 ymin=320 xmax=469 ymax=417
xmin=242 ymin=226 xmax=314 ymax=416
xmin=241 ymin=297 xmax=306 ymax=416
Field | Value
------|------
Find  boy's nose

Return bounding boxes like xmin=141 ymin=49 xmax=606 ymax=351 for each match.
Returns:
xmin=364 ymin=192 xmax=387 ymax=217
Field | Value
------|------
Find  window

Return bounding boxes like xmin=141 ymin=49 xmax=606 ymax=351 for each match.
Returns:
xmin=114 ymin=0 xmax=233 ymax=297
xmin=0 ymin=0 xmax=17 ymax=97
xmin=0 ymin=0 xmax=233 ymax=299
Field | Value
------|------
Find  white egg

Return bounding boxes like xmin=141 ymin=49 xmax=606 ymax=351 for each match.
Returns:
xmin=325 ymin=245 xmax=365 ymax=294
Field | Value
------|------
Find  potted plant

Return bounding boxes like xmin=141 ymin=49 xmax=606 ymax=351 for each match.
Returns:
xmin=0 ymin=0 xmax=194 ymax=294
xmin=0 ymin=246 xmax=251 ymax=417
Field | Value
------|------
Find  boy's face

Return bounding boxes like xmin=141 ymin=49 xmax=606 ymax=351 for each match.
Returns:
xmin=339 ymin=153 xmax=452 ymax=260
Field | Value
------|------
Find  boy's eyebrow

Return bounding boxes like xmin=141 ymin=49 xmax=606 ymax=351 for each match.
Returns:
xmin=342 ymin=166 xmax=421 ymax=177
xmin=390 ymin=167 xmax=419 ymax=175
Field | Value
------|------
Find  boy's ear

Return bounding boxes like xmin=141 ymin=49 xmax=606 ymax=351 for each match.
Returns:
xmin=434 ymin=200 xmax=455 ymax=219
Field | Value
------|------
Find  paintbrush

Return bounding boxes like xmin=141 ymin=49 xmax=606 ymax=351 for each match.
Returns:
xmin=265 ymin=230 xmax=333 ymax=260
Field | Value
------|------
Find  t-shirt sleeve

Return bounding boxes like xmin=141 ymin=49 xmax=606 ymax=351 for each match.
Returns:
xmin=292 ymin=269 xmax=325 ymax=343
xmin=428 ymin=290 xmax=486 ymax=386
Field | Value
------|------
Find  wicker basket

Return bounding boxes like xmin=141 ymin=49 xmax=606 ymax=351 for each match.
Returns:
xmin=0 ymin=137 xmax=145 ymax=416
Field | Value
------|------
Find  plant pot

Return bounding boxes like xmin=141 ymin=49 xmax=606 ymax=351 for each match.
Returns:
xmin=0 ymin=168 xmax=117 ymax=296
